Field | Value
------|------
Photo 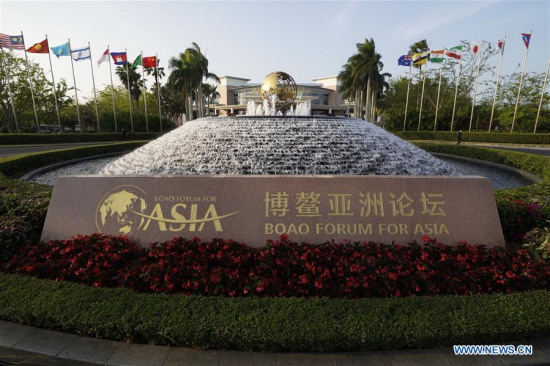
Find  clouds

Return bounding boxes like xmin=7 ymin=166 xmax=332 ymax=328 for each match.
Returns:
xmin=330 ymin=1 xmax=356 ymax=30
xmin=392 ymin=1 xmax=497 ymax=41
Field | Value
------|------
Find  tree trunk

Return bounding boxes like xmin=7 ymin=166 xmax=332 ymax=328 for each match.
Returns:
xmin=198 ymin=85 xmax=204 ymax=118
xmin=187 ymin=89 xmax=193 ymax=121
xmin=357 ymin=90 xmax=364 ymax=119
xmin=365 ymin=81 xmax=371 ymax=121
xmin=372 ymin=92 xmax=377 ymax=122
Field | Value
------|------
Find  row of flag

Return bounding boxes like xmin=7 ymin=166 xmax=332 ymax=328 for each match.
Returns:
xmin=0 ymin=32 xmax=164 ymax=134
xmin=0 ymin=34 xmax=159 ymax=68
xmin=397 ymin=33 xmax=530 ymax=67
xmin=395 ymin=32 xmax=548 ymax=135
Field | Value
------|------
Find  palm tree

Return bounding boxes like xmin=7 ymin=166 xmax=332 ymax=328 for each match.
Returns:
xmin=144 ymin=61 xmax=165 ymax=100
xmin=338 ymin=38 xmax=388 ymax=122
xmin=168 ymin=43 xmax=219 ymax=121
xmin=202 ymin=83 xmax=220 ymax=116
xmin=115 ymin=65 xmax=143 ymax=110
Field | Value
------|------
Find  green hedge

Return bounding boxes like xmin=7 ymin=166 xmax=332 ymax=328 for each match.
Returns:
xmin=396 ymin=131 xmax=550 ymax=144
xmin=0 ymin=141 xmax=146 ymax=178
xmin=414 ymin=142 xmax=550 ymax=181
xmin=0 ymin=132 xmax=161 ymax=145
xmin=1 ymin=273 xmax=549 ymax=352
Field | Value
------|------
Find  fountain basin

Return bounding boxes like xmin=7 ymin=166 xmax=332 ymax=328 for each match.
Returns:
xmin=101 ymin=117 xmax=459 ymax=176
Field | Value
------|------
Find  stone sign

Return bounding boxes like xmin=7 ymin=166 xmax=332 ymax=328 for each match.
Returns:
xmin=41 ymin=175 xmax=505 ymax=247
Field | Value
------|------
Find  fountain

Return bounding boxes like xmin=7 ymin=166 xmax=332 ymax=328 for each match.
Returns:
xmin=100 ymin=116 xmax=459 ymax=176
xmin=101 ymin=71 xmax=458 ymax=177
xmin=43 ymin=71 xmax=506 ymax=248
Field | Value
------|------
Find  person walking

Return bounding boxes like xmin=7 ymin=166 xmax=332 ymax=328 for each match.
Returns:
xmin=456 ymin=130 xmax=463 ymax=145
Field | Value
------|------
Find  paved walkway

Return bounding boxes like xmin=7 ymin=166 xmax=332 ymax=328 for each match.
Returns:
xmin=1 ymin=320 xmax=549 ymax=366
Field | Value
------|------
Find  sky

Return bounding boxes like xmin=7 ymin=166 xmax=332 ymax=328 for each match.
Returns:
xmin=1 ymin=0 xmax=549 ymax=100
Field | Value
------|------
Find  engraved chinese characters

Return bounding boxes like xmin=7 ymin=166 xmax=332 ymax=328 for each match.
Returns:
xmin=264 ymin=191 xmax=450 ymax=237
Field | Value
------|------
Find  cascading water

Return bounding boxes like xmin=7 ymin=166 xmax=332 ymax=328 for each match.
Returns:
xmin=245 ymin=97 xmax=311 ymax=116
xmin=101 ymin=116 xmax=460 ymax=176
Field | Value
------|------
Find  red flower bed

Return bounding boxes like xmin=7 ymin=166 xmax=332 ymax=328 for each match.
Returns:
xmin=3 ymin=234 xmax=550 ymax=299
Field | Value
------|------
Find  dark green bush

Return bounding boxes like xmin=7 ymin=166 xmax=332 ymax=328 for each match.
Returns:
xmin=0 ymin=141 xmax=146 ymax=178
xmin=396 ymin=131 xmax=550 ymax=144
xmin=522 ymin=227 xmax=550 ymax=260
xmin=0 ymin=176 xmax=51 ymax=262
xmin=413 ymin=143 xmax=550 ymax=180
xmin=415 ymin=143 xmax=550 ymax=244
xmin=0 ymin=132 xmax=161 ymax=145
xmin=0 ymin=273 xmax=549 ymax=352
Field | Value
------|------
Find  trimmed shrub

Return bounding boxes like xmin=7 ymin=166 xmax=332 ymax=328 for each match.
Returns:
xmin=0 ymin=141 xmax=146 ymax=178
xmin=413 ymin=142 xmax=550 ymax=180
xmin=522 ymin=227 xmax=550 ymax=260
xmin=396 ymin=131 xmax=550 ymax=144
xmin=1 ymin=273 xmax=549 ymax=352
xmin=416 ymin=143 xmax=550 ymax=244
xmin=0 ymin=132 xmax=161 ymax=145
xmin=0 ymin=176 xmax=51 ymax=262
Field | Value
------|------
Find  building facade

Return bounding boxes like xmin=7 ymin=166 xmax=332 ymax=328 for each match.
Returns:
xmin=215 ymin=75 xmax=351 ymax=116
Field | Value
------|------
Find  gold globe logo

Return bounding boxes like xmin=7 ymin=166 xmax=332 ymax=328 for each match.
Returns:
xmin=260 ymin=71 xmax=297 ymax=112
xmin=96 ymin=185 xmax=148 ymax=235
xmin=96 ymin=186 xmax=240 ymax=235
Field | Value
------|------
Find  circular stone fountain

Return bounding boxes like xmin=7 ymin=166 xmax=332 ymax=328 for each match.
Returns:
xmin=101 ymin=116 xmax=459 ymax=176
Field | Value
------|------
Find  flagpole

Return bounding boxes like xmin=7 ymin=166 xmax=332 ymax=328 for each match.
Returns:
xmin=88 ymin=41 xmax=100 ymax=132
xmin=141 ymin=50 xmax=149 ymax=132
xmin=0 ymin=48 xmax=19 ymax=132
xmin=45 ymin=34 xmax=61 ymax=129
xmin=489 ymin=36 xmax=506 ymax=132
xmin=68 ymin=38 xmax=81 ymax=130
xmin=434 ymin=59 xmax=444 ymax=131
xmin=417 ymin=68 xmax=426 ymax=131
xmin=156 ymin=53 xmax=162 ymax=132
xmin=21 ymin=31 xmax=39 ymax=131
xmin=403 ymin=61 xmax=412 ymax=131
xmin=469 ymin=43 xmax=482 ymax=132
xmin=107 ymin=45 xmax=117 ymax=132
xmin=450 ymin=58 xmax=462 ymax=132
xmin=512 ymin=31 xmax=532 ymax=133
xmin=125 ymin=48 xmax=134 ymax=132
xmin=534 ymin=58 xmax=550 ymax=133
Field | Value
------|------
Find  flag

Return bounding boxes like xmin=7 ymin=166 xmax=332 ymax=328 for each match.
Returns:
xmin=497 ymin=39 xmax=505 ymax=53
xmin=111 ymin=52 xmax=127 ymax=65
xmin=446 ymin=45 xmax=462 ymax=59
xmin=412 ymin=51 xmax=429 ymax=66
xmin=51 ymin=42 xmax=70 ymax=57
xmin=27 ymin=39 xmax=49 ymax=53
xmin=429 ymin=49 xmax=445 ymax=63
xmin=132 ymin=54 xmax=142 ymax=68
xmin=97 ymin=49 xmax=109 ymax=67
xmin=521 ymin=33 xmax=531 ymax=49
xmin=0 ymin=33 xmax=25 ymax=50
xmin=471 ymin=42 xmax=480 ymax=54
xmin=397 ymin=54 xmax=411 ymax=67
xmin=71 ymin=47 xmax=91 ymax=61
xmin=143 ymin=56 xmax=157 ymax=68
